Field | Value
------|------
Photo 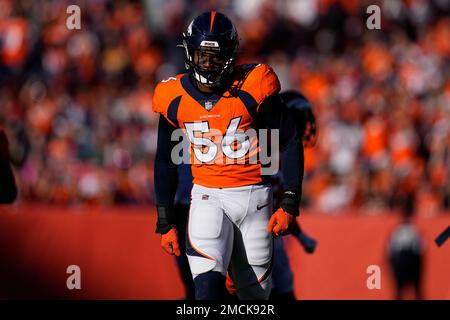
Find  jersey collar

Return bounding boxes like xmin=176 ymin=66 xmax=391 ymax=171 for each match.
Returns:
xmin=181 ymin=74 xmax=223 ymax=111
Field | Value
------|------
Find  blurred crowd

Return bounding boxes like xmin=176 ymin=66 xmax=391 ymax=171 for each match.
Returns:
xmin=0 ymin=0 xmax=449 ymax=215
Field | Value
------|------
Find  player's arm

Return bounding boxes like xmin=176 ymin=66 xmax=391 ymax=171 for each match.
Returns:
xmin=0 ymin=129 xmax=18 ymax=204
xmin=257 ymin=94 xmax=304 ymax=235
xmin=154 ymin=115 xmax=180 ymax=256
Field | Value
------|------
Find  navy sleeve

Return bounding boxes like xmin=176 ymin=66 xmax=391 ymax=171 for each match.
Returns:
xmin=154 ymin=115 xmax=179 ymax=208
xmin=257 ymin=94 xmax=304 ymax=194
xmin=175 ymin=163 xmax=193 ymax=206
xmin=281 ymin=135 xmax=304 ymax=194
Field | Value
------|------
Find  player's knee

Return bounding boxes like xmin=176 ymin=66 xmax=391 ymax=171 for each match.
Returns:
xmin=194 ymin=271 xmax=227 ymax=300
xmin=236 ymin=275 xmax=272 ymax=300
xmin=188 ymin=255 xmax=221 ymax=276
xmin=234 ymin=264 xmax=272 ymax=300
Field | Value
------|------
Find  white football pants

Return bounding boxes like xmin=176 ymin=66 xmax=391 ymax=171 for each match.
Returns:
xmin=186 ymin=183 xmax=273 ymax=300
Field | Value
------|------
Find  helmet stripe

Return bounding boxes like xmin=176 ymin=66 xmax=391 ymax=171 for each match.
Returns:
xmin=209 ymin=11 xmax=216 ymax=32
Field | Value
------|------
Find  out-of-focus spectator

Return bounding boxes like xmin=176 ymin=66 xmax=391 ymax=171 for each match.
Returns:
xmin=0 ymin=128 xmax=18 ymax=203
xmin=387 ymin=195 xmax=425 ymax=299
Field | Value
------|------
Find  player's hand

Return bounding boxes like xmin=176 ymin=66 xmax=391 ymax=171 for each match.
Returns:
xmin=298 ymin=233 xmax=317 ymax=254
xmin=267 ymin=208 xmax=294 ymax=236
xmin=225 ymin=273 xmax=236 ymax=295
xmin=161 ymin=227 xmax=180 ymax=256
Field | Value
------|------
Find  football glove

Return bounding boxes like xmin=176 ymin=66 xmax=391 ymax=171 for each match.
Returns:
xmin=298 ymin=233 xmax=317 ymax=254
xmin=161 ymin=226 xmax=180 ymax=257
xmin=225 ymin=273 xmax=236 ymax=295
xmin=267 ymin=208 xmax=294 ymax=236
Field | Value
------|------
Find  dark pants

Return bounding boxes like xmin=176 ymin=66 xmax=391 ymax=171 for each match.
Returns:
xmin=390 ymin=252 xmax=423 ymax=300
xmin=173 ymin=203 xmax=196 ymax=300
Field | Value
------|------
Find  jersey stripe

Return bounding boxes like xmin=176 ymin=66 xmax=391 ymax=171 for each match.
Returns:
xmin=167 ymin=95 xmax=182 ymax=127
xmin=237 ymin=90 xmax=258 ymax=120
xmin=180 ymin=74 xmax=222 ymax=110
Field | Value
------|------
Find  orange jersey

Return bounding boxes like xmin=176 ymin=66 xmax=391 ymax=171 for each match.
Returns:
xmin=152 ymin=63 xmax=281 ymax=188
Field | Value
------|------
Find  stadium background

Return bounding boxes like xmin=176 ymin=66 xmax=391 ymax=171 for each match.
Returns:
xmin=0 ymin=0 xmax=449 ymax=299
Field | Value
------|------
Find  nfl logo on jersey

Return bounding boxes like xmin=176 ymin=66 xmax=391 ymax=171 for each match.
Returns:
xmin=204 ymin=101 xmax=213 ymax=111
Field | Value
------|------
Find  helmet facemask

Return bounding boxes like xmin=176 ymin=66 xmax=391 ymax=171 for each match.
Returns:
xmin=183 ymin=44 xmax=237 ymax=88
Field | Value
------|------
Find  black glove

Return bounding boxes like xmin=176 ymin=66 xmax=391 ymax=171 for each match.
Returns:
xmin=298 ymin=233 xmax=317 ymax=254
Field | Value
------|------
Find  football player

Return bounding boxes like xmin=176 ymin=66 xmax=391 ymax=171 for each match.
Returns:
xmin=0 ymin=128 xmax=17 ymax=204
xmin=170 ymin=91 xmax=318 ymax=300
xmin=153 ymin=11 xmax=304 ymax=300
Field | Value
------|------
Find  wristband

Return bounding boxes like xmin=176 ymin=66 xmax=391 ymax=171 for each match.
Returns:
xmin=280 ymin=190 xmax=300 ymax=216
xmin=155 ymin=204 xmax=175 ymax=234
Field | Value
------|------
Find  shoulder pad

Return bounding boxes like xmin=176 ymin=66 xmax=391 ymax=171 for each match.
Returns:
xmin=152 ymin=74 xmax=184 ymax=115
xmin=239 ymin=64 xmax=281 ymax=105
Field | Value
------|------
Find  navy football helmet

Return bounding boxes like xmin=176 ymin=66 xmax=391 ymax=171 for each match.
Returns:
xmin=280 ymin=91 xmax=318 ymax=148
xmin=181 ymin=11 xmax=239 ymax=88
